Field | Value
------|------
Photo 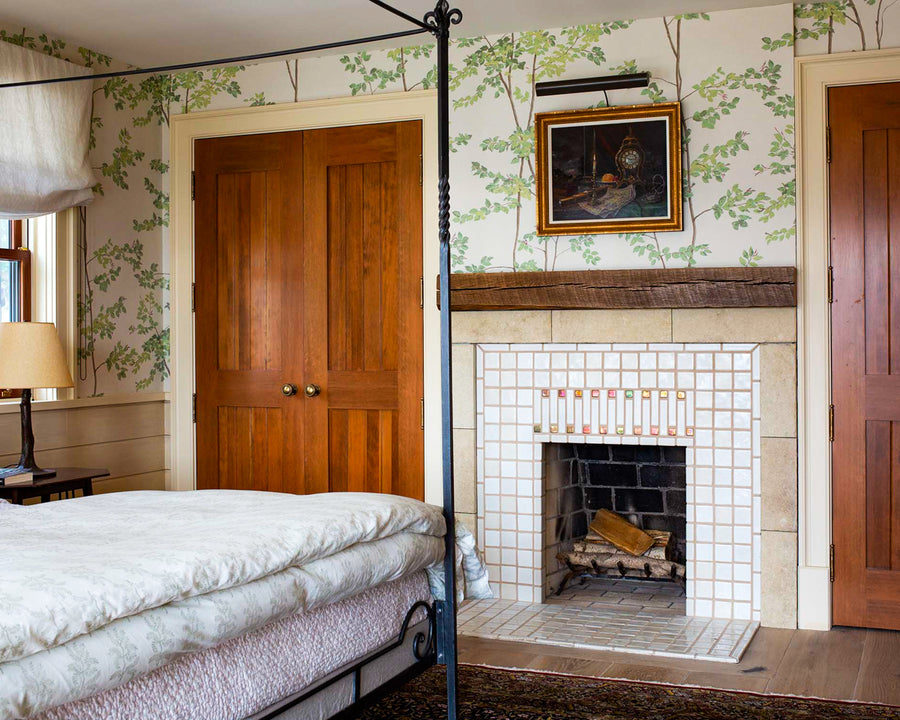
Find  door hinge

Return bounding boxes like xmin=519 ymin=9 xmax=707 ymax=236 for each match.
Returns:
xmin=191 ymin=171 xmax=196 ymax=200
xmin=827 ymin=265 xmax=834 ymax=304
xmin=192 ymin=393 xmax=197 ymax=424
xmin=829 ymin=543 xmax=835 ymax=582
xmin=191 ymin=282 xmax=196 ymax=312
xmin=826 ymin=126 xmax=832 ymax=164
xmin=419 ymin=276 xmax=424 ymax=309
xmin=420 ymin=397 xmax=425 ymax=430
xmin=829 ymin=404 xmax=835 ymax=442
xmin=419 ymin=154 xmax=423 ymax=186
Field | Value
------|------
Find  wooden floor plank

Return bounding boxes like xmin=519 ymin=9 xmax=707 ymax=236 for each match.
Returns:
xmin=853 ymin=629 xmax=900 ymax=705
xmin=682 ymin=671 xmax=770 ymax=693
xmin=526 ymin=655 xmax=613 ymax=678
xmin=601 ymin=662 xmax=691 ymax=685
xmin=766 ymin=627 xmax=867 ymax=700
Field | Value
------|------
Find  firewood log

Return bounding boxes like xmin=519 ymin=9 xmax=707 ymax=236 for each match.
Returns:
xmin=589 ymin=508 xmax=655 ymax=556
xmin=573 ymin=540 xmax=668 ymax=560
xmin=560 ymin=550 xmax=686 ymax=581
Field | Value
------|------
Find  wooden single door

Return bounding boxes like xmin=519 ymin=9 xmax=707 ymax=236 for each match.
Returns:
xmin=194 ymin=131 xmax=303 ymax=492
xmin=301 ymin=122 xmax=424 ymax=499
xmin=830 ymin=82 xmax=900 ymax=630
xmin=193 ymin=122 xmax=424 ymax=498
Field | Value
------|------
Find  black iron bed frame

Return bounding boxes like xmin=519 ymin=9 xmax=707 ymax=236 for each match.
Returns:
xmin=0 ymin=2 xmax=464 ymax=717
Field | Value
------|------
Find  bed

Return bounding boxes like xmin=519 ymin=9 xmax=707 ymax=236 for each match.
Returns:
xmin=0 ymin=491 xmax=488 ymax=719
xmin=0 ymin=1 xmax=464 ymax=717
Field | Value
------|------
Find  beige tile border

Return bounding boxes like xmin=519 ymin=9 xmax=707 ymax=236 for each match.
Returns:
xmin=761 ymin=530 xmax=798 ymax=629
xmin=673 ymin=308 xmax=796 ymax=343
xmin=453 ymin=311 xmax=552 ymax=343
xmin=761 ymin=438 xmax=798 ymax=533
xmin=551 ymin=310 xmax=672 ymax=343
xmin=760 ymin=344 xmax=798 ymax=438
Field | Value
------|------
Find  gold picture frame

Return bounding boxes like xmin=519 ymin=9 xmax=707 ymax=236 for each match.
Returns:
xmin=535 ymin=101 xmax=682 ymax=236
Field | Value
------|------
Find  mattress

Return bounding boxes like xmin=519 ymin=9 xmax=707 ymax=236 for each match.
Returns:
xmin=0 ymin=491 xmax=490 ymax=719
xmin=33 ymin=572 xmax=432 ymax=720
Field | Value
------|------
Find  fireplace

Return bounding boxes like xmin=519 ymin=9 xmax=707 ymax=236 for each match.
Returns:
xmin=476 ymin=342 xmax=761 ymax=621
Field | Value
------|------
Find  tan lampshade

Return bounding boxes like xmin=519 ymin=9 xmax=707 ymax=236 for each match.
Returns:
xmin=0 ymin=322 xmax=74 ymax=389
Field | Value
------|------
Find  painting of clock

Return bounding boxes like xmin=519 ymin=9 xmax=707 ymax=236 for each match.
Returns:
xmin=534 ymin=102 xmax=682 ymax=236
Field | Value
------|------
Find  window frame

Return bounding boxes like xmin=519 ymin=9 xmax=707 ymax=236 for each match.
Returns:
xmin=1 ymin=219 xmax=32 ymax=399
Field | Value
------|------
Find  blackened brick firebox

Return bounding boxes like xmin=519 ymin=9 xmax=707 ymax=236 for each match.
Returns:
xmin=544 ymin=443 xmax=687 ymax=592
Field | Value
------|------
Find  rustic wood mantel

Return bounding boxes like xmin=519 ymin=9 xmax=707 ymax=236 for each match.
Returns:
xmin=437 ymin=267 xmax=796 ymax=311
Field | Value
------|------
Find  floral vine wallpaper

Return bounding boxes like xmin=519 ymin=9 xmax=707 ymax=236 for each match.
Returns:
xmin=1 ymin=1 xmax=899 ymax=397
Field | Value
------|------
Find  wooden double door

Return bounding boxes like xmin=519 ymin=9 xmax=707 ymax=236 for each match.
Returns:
xmin=194 ymin=121 xmax=424 ymax=499
xmin=830 ymin=82 xmax=900 ymax=629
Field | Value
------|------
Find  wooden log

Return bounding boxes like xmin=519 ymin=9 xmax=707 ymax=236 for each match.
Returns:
xmin=560 ymin=550 xmax=686 ymax=581
xmin=589 ymin=508 xmax=655 ymax=557
xmin=437 ymin=267 xmax=797 ymax=311
xmin=574 ymin=540 xmax=668 ymax=560
xmin=585 ymin=528 xmax=670 ymax=547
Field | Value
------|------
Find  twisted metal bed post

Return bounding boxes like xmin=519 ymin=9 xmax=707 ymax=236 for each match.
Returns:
xmin=424 ymin=2 xmax=462 ymax=719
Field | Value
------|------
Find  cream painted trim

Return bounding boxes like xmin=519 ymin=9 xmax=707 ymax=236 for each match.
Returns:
xmin=169 ymin=91 xmax=440 ymax=500
xmin=0 ymin=391 xmax=167 ymax=415
xmin=55 ymin=208 xmax=78 ymax=401
xmin=795 ymin=48 xmax=900 ymax=630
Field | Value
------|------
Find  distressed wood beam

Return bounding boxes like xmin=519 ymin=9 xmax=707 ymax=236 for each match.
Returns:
xmin=437 ymin=267 xmax=796 ymax=311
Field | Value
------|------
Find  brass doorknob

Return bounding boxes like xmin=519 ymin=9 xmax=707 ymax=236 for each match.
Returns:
xmin=304 ymin=383 xmax=321 ymax=398
xmin=281 ymin=383 xmax=298 ymax=397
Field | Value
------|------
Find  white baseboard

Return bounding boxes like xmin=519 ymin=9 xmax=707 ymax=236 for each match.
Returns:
xmin=798 ymin=565 xmax=831 ymax=630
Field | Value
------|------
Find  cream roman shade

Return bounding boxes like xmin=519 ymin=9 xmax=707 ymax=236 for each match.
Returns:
xmin=0 ymin=42 xmax=96 ymax=219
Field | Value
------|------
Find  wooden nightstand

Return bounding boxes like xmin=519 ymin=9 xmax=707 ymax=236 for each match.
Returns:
xmin=0 ymin=467 xmax=110 ymax=505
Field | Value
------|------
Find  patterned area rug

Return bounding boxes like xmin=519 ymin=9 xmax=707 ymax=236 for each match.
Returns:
xmin=358 ymin=665 xmax=898 ymax=719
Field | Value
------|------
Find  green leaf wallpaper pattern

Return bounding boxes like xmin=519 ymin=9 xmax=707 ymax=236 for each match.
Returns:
xmin=3 ymin=2 xmax=900 ymax=397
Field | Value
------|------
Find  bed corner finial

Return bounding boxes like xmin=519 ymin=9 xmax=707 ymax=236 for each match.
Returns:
xmin=424 ymin=0 xmax=462 ymax=37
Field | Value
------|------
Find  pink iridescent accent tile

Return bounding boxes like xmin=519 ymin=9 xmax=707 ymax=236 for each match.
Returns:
xmin=634 ymin=426 xmax=643 ymax=435
xmin=608 ymin=390 xmax=616 ymax=398
xmin=582 ymin=424 xmax=591 ymax=434
xmin=558 ymin=389 xmax=566 ymax=398
xmin=541 ymin=389 xmax=550 ymax=398
xmin=668 ymin=428 xmax=677 ymax=436
xmin=591 ymin=389 xmax=600 ymax=398
xmin=650 ymin=426 xmax=660 ymax=436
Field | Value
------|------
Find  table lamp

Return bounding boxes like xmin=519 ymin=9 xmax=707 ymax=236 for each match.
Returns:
xmin=0 ymin=322 xmax=74 ymax=479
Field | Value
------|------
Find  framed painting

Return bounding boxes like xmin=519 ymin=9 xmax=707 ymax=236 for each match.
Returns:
xmin=535 ymin=101 xmax=682 ymax=236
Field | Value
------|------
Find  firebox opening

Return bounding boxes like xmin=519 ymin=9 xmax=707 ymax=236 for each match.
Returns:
xmin=544 ymin=442 xmax=687 ymax=615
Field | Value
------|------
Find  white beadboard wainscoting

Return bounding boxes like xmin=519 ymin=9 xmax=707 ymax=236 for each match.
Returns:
xmin=0 ymin=393 xmax=169 ymax=499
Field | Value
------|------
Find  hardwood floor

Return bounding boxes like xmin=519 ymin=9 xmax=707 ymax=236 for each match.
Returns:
xmin=459 ymin=626 xmax=900 ymax=706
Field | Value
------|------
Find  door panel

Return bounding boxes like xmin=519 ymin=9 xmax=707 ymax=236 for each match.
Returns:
xmin=194 ymin=132 xmax=303 ymax=493
xmin=830 ymin=82 xmax=900 ymax=630
xmin=302 ymin=121 xmax=424 ymax=499
xmin=194 ymin=122 xmax=423 ymax=499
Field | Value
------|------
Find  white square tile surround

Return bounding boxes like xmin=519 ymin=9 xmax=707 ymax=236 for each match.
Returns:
xmin=474 ymin=343 xmax=762 ymax=622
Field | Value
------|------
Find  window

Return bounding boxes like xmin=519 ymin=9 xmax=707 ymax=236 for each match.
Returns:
xmin=0 ymin=220 xmax=30 ymax=322
xmin=0 ymin=219 xmax=31 ymax=399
